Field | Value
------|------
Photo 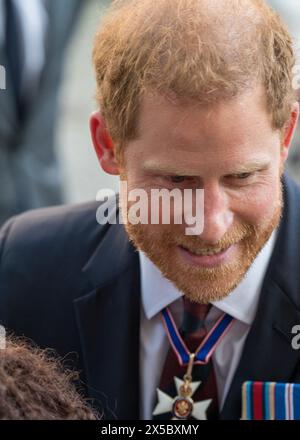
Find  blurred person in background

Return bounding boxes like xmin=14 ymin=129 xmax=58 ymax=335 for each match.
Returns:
xmin=0 ymin=336 xmax=98 ymax=420
xmin=0 ymin=0 xmax=83 ymax=225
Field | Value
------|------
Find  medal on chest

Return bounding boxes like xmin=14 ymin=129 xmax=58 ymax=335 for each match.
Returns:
xmin=153 ymin=354 xmax=212 ymax=419
xmin=153 ymin=307 xmax=235 ymax=420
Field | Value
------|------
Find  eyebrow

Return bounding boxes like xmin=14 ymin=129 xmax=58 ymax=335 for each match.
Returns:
xmin=142 ymin=160 xmax=271 ymax=176
xmin=142 ymin=163 xmax=193 ymax=175
xmin=225 ymin=160 xmax=271 ymax=175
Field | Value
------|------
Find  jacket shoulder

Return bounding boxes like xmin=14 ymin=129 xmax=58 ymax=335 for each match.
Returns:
xmin=0 ymin=201 xmax=109 ymax=270
xmin=0 ymin=201 xmax=116 ymax=348
xmin=0 ymin=201 xmax=115 ymax=314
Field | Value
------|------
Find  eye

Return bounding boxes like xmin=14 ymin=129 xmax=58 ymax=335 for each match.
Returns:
xmin=169 ymin=176 xmax=186 ymax=183
xmin=223 ymin=171 xmax=255 ymax=186
xmin=233 ymin=172 xmax=253 ymax=180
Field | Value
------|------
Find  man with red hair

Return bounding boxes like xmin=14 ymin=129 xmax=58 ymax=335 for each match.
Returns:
xmin=0 ymin=0 xmax=300 ymax=420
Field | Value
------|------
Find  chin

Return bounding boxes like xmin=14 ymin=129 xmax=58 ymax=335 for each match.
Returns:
xmin=155 ymin=243 xmax=259 ymax=304
xmin=178 ymin=275 xmax=246 ymax=304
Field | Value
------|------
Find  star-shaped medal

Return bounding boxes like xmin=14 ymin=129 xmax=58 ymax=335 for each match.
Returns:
xmin=153 ymin=377 xmax=212 ymax=420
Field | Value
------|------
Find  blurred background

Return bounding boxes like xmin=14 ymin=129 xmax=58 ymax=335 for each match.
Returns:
xmin=267 ymin=0 xmax=300 ymax=180
xmin=0 ymin=0 xmax=300 ymax=226
xmin=56 ymin=0 xmax=118 ymax=205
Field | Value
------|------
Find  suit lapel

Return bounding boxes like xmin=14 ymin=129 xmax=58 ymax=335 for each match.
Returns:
xmin=221 ymin=174 xmax=300 ymax=419
xmin=74 ymin=213 xmax=141 ymax=420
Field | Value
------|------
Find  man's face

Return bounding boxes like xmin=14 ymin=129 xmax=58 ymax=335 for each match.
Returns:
xmin=119 ymin=88 xmax=286 ymax=303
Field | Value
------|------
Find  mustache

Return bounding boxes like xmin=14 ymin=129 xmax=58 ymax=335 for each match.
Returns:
xmin=173 ymin=223 xmax=256 ymax=250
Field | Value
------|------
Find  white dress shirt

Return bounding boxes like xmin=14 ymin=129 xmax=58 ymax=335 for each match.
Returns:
xmin=139 ymin=230 xmax=278 ymax=419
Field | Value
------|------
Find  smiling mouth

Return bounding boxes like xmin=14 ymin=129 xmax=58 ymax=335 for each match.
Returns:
xmin=180 ymin=246 xmax=229 ymax=256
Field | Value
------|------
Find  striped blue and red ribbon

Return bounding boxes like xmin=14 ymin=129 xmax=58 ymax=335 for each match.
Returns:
xmin=161 ymin=307 xmax=235 ymax=366
xmin=242 ymin=381 xmax=300 ymax=420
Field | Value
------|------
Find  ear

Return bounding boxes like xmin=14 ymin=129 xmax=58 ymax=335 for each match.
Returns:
xmin=281 ymin=102 xmax=300 ymax=162
xmin=89 ymin=111 xmax=120 ymax=175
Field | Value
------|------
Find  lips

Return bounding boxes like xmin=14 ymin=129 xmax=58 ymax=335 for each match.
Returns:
xmin=181 ymin=246 xmax=227 ymax=256
xmin=178 ymin=244 xmax=236 ymax=268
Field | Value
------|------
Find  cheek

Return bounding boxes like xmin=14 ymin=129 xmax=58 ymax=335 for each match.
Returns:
xmin=234 ymin=180 xmax=281 ymax=227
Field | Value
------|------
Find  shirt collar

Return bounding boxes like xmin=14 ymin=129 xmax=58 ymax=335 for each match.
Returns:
xmin=139 ymin=250 xmax=182 ymax=320
xmin=140 ymin=229 xmax=277 ymax=325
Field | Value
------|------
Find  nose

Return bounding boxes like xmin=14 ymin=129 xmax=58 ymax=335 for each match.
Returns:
xmin=200 ymin=181 xmax=234 ymax=244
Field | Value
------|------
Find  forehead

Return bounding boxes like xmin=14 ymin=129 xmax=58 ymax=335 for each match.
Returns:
xmin=125 ymin=88 xmax=281 ymax=173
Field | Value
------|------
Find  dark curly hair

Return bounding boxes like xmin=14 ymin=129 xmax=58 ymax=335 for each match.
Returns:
xmin=0 ymin=336 xmax=99 ymax=420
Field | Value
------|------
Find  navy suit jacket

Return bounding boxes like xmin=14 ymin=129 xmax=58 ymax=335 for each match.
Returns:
xmin=1 ymin=174 xmax=300 ymax=420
